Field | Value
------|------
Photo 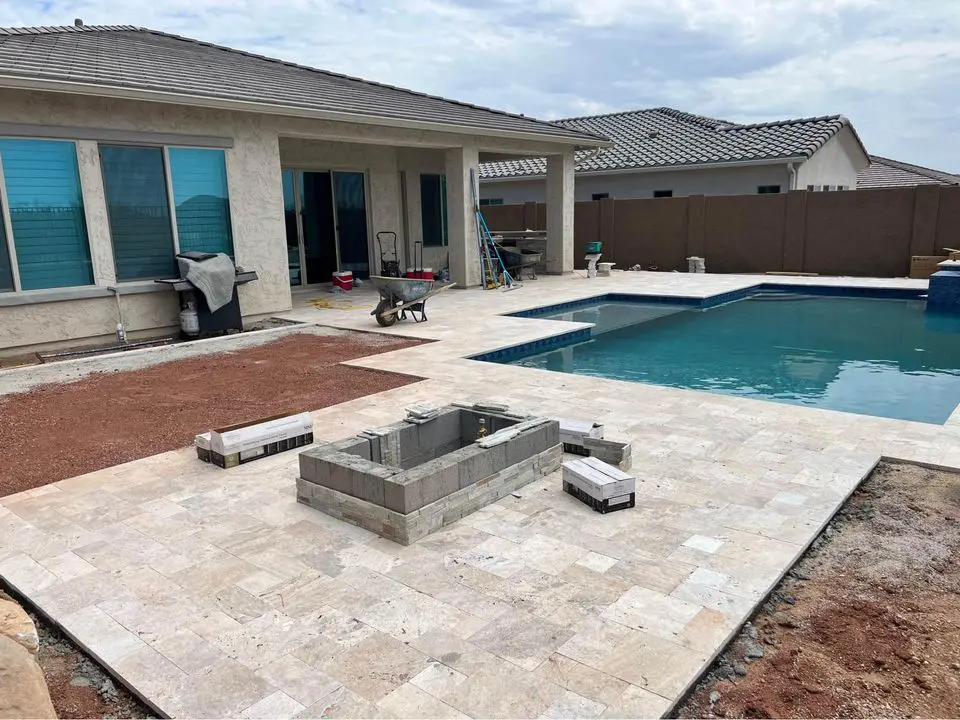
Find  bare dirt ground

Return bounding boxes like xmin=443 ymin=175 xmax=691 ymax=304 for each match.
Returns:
xmin=676 ymin=462 xmax=960 ymax=719
xmin=0 ymin=330 xmax=421 ymax=496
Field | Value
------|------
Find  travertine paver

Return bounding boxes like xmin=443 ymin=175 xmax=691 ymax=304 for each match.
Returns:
xmin=1 ymin=271 xmax=957 ymax=719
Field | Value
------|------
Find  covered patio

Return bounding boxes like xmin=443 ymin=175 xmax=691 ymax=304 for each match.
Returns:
xmin=276 ymin=127 xmax=585 ymax=290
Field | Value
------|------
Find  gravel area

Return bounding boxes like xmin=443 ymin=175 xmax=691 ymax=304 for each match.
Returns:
xmin=0 ymin=330 xmax=421 ymax=497
xmin=675 ymin=461 xmax=960 ymax=719
xmin=0 ymin=324 xmax=342 ymax=395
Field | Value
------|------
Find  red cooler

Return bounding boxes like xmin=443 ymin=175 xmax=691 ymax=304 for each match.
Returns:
xmin=332 ymin=271 xmax=353 ymax=291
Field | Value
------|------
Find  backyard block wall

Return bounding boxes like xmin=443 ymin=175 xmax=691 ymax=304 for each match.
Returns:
xmin=482 ymin=184 xmax=960 ymax=277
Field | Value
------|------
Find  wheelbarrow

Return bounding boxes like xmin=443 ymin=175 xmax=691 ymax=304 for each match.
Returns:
xmin=370 ymin=275 xmax=453 ymax=326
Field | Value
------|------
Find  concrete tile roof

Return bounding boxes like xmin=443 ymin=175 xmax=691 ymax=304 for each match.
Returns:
xmin=0 ymin=25 xmax=605 ymax=145
xmin=480 ymin=107 xmax=860 ymax=179
xmin=857 ymin=155 xmax=960 ymax=189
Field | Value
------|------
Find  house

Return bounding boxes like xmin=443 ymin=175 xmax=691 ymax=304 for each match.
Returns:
xmin=857 ymin=155 xmax=960 ymax=189
xmin=479 ymin=107 xmax=870 ymax=203
xmin=0 ymin=23 xmax=605 ymax=356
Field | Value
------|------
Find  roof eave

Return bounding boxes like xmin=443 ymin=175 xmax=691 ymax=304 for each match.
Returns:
xmin=481 ymin=155 xmax=808 ymax=182
xmin=0 ymin=75 xmax=608 ymax=148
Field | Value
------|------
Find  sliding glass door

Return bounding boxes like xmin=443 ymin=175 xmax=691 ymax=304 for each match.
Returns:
xmin=332 ymin=171 xmax=370 ymax=279
xmin=282 ymin=168 xmax=370 ymax=285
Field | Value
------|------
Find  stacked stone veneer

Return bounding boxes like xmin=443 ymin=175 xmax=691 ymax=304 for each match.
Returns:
xmin=297 ymin=406 xmax=561 ymax=544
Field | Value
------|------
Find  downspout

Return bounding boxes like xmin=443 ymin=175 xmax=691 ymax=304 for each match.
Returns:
xmin=787 ymin=162 xmax=797 ymax=191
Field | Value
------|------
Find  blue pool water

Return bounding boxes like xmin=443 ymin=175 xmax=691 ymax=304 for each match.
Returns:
xmin=497 ymin=293 xmax=960 ymax=424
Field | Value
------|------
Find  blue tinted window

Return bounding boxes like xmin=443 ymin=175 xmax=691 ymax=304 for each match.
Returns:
xmin=420 ymin=174 xmax=448 ymax=247
xmin=0 ymin=196 xmax=12 ymax=291
xmin=100 ymin=145 xmax=176 ymax=280
xmin=168 ymin=148 xmax=233 ymax=256
xmin=0 ymin=139 xmax=92 ymax=290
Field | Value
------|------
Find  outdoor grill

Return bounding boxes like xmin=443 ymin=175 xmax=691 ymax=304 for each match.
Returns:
xmin=155 ymin=252 xmax=258 ymax=338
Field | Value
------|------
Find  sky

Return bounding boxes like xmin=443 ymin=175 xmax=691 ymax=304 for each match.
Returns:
xmin=2 ymin=0 xmax=959 ymax=172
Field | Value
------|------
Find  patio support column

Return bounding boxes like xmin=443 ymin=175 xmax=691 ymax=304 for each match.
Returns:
xmin=445 ymin=144 xmax=481 ymax=287
xmin=545 ymin=150 xmax=575 ymax=274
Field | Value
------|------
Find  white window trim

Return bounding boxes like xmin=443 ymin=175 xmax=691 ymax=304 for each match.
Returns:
xmin=0 ymin=152 xmax=22 ymax=292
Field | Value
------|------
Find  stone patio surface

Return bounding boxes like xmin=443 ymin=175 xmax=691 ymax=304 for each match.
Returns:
xmin=1 ymin=271 xmax=957 ymax=719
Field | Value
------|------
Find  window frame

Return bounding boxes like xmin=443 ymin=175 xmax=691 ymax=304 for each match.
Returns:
xmin=99 ymin=142 xmax=234 ymax=282
xmin=757 ymin=185 xmax=782 ymax=194
xmin=653 ymin=190 xmax=673 ymax=198
xmin=591 ymin=192 xmax=610 ymax=201
xmin=479 ymin=198 xmax=504 ymax=206
xmin=99 ymin=142 xmax=179 ymax=281
xmin=0 ymin=156 xmax=21 ymax=292
xmin=420 ymin=173 xmax=449 ymax=248
xmin=0 ymin=137 xmax=94 ymax=293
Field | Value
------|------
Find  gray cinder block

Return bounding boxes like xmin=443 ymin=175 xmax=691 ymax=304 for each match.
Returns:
xmin=582 ymin=437 xmax=632 ymax=470
xmin=299 ymin=451 xmax=317 ymax=481
xmin=413 ymin=457 xmax=460 ymax=505
xmin=416 ymin=408 xmax=462 ymax=458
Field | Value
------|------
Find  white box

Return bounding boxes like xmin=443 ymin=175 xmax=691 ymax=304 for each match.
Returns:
xmin=210 ymin=412 xmax=313 ymax=457
xmin=562 ymin=456 xmax=635 ymax=500
xmin=559 ymin=418 xmax=604 ymax=446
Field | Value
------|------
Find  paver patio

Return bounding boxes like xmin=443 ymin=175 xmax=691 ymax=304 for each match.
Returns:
xmin=1 ymin=271 xmax=957 ymax=718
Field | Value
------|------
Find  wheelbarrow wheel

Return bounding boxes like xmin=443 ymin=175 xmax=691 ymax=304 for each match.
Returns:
xmin=375 ymin=299 xmax=398 ymax=327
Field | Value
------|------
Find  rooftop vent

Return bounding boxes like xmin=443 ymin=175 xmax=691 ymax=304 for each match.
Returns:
xmin=74 ymin=18 xmax=83 ymax=27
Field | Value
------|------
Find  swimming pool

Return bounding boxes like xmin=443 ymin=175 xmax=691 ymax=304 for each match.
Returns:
xmin=483 ymin=289 xmax=960 ymax=424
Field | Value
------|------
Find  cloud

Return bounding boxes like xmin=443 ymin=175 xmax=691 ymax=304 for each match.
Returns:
xmin=2 ymin=0 xmax=959 ymax=170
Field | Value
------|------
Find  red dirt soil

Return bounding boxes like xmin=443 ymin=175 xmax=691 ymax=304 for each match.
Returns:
xmin=676 ymin=462 xmax=960 ymax=719
xmin=0 ymin=331 xmax=421 ymax=497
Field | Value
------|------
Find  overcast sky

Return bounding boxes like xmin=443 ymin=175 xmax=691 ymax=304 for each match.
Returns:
xmin=3 ymin=0 xmax=959 ymax=171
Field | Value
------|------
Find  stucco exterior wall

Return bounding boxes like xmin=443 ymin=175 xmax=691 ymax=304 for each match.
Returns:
xmin=396 ymin=148 xmax=449 ymax=271
xmin=0 ymin=88 xmax=582 ymax=352
xmin=481 ymin=163 xmax=792 ymax=203
xmin=795 ymin=126 xmax=868 ymax=190
xmin=0 ymin=88 xmax=289 ymax=354
xmin=0 ymin=290 xmax=181 ymax=356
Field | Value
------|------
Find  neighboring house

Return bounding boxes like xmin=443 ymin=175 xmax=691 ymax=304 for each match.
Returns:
xmin=857 ymin=155 xmax=960 ymax=189
xmin=480 ymin=107 xmax=870 ymax=204
xmin=0 ymin=24 xmax=604 ymax=355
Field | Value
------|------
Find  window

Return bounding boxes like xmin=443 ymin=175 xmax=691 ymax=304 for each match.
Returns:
xmin=757 ymin=185 xmax=781 ymax=194
xmin=591 ymin=193 xmax=609 ymax=201
xmin=420 ymin=174 xmax=449 ymax=247
xmin=0 ymin=139 xmax=93 ymax=291
xmin=837 ymin=185 xmax=848 ymax=191
xmin=479 ymin=198 xmax=503 ymax=206
xmin=101 ymin=145 xmax=176 ymax=280
xmin=653 ymin=190 xmax=673 ymax=198
xmin=823 ymin=184 xmax=835 ymax=192
xmin=101 ymin=145 xmax=233 ymax=281
xmin=806 ymin=184 xmax=816 ymax=191
xmin=168 ymin=148 xmax=233 ymax=256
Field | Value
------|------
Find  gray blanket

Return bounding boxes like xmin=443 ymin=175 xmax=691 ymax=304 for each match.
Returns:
xmin=178 ymin=253 xmax=236 ymax=312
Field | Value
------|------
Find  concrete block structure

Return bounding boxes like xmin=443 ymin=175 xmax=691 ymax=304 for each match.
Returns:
xmin=297 ymin=405 xmax=561 ymax=544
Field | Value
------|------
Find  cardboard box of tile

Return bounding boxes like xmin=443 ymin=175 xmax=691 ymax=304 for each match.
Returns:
xmin=559 ymin=418 xmax=604 ymax=456
xmin=196 ymin=411 xmax=314 ymax=468
xmin=910 ymin=254 xmax=956 ymax=279
xmin=562 ymin=456 xmax=636 ymax=514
